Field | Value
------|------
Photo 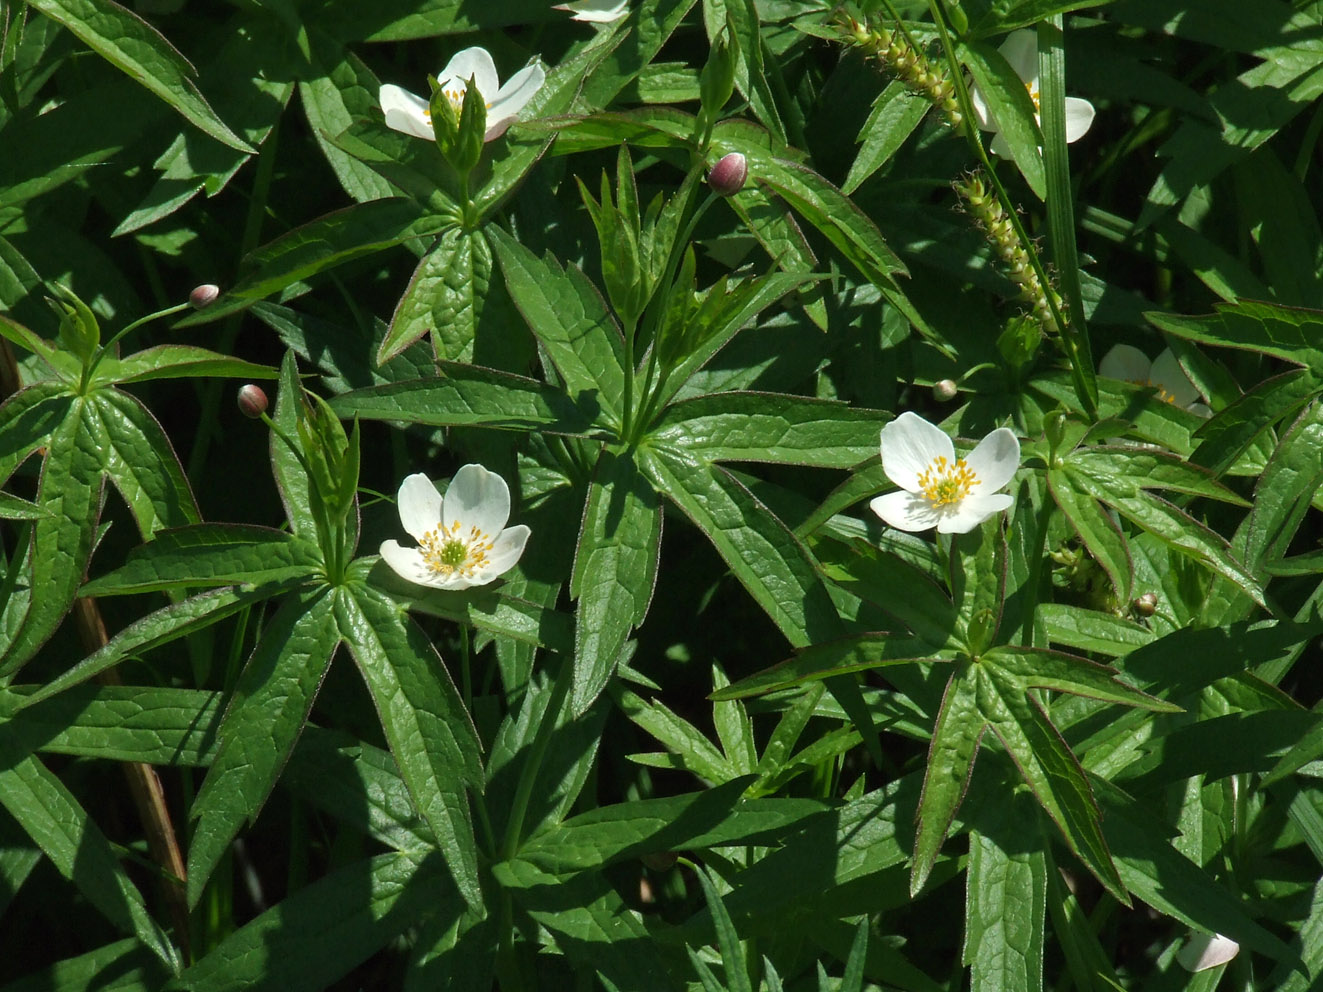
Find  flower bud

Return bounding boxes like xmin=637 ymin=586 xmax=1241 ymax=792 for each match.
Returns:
xmin=237 ymin=384 xmax=268 ymax=419
xmin=708 ymin=152 xmax=747 ymax=196
xmin=932 ymin=379 xmax=958 ymax=402
xmin=189 ymin=284 xmax=220 ymax=309
xmin=1133 ymin=591 xmax=1158 ymax=617
xmin=640 ymin=851 xmax=677 ymax=871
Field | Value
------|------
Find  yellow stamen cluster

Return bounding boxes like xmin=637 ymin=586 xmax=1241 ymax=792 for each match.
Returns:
xmin=419 ymin=520 xmax=494 ymax=579
xmin=955 ymin=171 xmax=1064 ymax=336
xmin=841 ymin=15 xmax=961 ymax=128
xmin=918 ymin=455 xmax=977 ymax=507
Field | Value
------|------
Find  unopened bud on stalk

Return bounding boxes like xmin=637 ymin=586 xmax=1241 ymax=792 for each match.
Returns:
xmin=189 ymin=284 xmax=220 ymax=309
xmin=708 ymin=152 xmax=747 ymax=196
xmin=640 ymin=851 xmax=678 ymax=871
xmin=932 ymin=379 xmax=958 ymax=402
xmin=237 ymin=384 xmax=268 ymax=419
xmin=1133 ymin=591 xmax=1158 ymax=617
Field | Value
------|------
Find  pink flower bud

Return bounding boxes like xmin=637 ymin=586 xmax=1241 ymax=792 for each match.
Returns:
xmin=708 ymin=152 xmax=747 ymax=196
xmin=932 ymin=379 xmax=959 ymax=402
xmin=189 ymin=284 xmax=220 ymax=308
xmin=237 ymin=384 xmax=268 ymax=419
xmin=1133 ymin=591 xmax=1158 ymax=617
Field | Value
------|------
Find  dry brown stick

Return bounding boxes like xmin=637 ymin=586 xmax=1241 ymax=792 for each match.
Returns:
xmin=70 ymin=596 xmax=191 ymax=959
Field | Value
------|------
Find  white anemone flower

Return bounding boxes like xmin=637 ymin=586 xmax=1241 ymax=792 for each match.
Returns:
xmin=1176 ymin=932 xmax=1239 ymax=973
xmin=554 ymin=0 xmax=628 ymax=22
xmin=378 ymin=46 xmax=545 ymax=142
xmin=869 ymin=412 xmax=1020 ymax=535
xmin=379 ymin=465 xmax=530 ymax=590
xmin=969 ymin=29 xmax=1095 ymax=158
xmin=1099 ymin=344 xmax=1212 ymax=417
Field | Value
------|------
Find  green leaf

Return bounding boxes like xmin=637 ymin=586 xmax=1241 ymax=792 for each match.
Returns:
xmin=0 ymin=937 xmax=168 ymax=992
xmin=168 ymin=851 xmax=452 ymax=992
xmin=0 ymin=741 xmax=179 ymax=971
xmin=912 ymin=670 xmax=983 ymax=896
xmin=0 ymin=399 xmax=101 ymax=677
xmin=964 ymin=795 xmax=1047 ymax=992
xmin=706 ymin=0 xmax=784 ymax=145
xmin=269 ymin=351 xmax=317 ymax=540
xmin=80 ymin=524 xmax=321 ymax=596
xmin=98 ymin=346 xmax=277 ymax=386
xmin=689 ymin=860 xmax=753 ymax=992
xmin=843 ymin=81 xmax=930 ymax=195
xmin=299 ymin=47 xmax=397 ymax=204
xmin=1148 ymin=300 xmax=1323 ymax=373
xmin=1092 ymin=776 xmax=1297 ymax=965
xmin=488 ymin=224 xmax=627 ymax=423
xmin=1047 ymin=468 xmax=1133 ymax=604
xmin=960 ymin=39 xmax=1046 ymax=199
xmin=819 ymin=543 xmax=960 ymax=650
xmin=1241 ymin=401 xmax=1323 ymax=572
xmin=569 ymin=448 xmax=661 ymax=715
xmin=1065 ymin=448 xmax=1249 ymax=506
xmin=713 ymin=633 xmax=938 ymax=700
xmin=25 ymin=0 xmax=252 ymax=153
xmin=1191 ymin=368 xmax=1319 ymax=478
xmin=650 ymin=392 xmax=882 ymax=468
xmin=89 ymin=390 xmax=199 ymax=537
xmin=22 ymin=587 xmax=267 ymax=709
xmin=616 ymin=687 xmax=735 ymax=785
xmin=1 ymin=684 xmax=222 ymax=767
xmin=177 ymin=199 xmax=449 ymax=326
xmin=368 ymin=560 xmax=574 ymax=655
xmin=336 ymin=584 xmax=483 ymax=909
xmin=980 ymin=667 xmax=1126 ymax=903
xmin=379 ymin=226 xmax=490 ymax=364
xmin=187 ymin=587 xmax=339 ymax=908
xmin=641 ymin=447 xmax=842 ymax=647
xmin=985 ymin=646 xmax=1179 ymax=712
xmin=330 ymin=363 xmax=604 ymax=435
xmin=1036 ymin=604 xmax=1154 ymax=657
xmin=516 ymin=784 xmax=828 ymax=874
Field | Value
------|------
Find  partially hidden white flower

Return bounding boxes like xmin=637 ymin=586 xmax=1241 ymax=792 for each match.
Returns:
xmin=379 ymin=465 xmax=530 ymax=590
xmin=1176 ymin=932 xmax=1239 ymax=973
xmin=1099 ymin=344 xmax=1212 ymax=417
xmin=969 ymin=29 xmax=1095 ymax=158
xmin=869 ymin=412 xmax=1020 ymax=535
xmin=378 ymin=46 xmax=545 ymax=142
xmin=554 ymin=0 xmax=628 ymax=22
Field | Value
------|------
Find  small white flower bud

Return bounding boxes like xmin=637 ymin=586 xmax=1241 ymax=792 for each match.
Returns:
xmin=708 ymin=152 xmax=748 ymax=196
xmin=237 ymin=384 xmax=269 ymax=418
xmin=189 ymin=284 xmax=220 ymax=308
xmin=932 ymin=379 xmax=959 ymax=402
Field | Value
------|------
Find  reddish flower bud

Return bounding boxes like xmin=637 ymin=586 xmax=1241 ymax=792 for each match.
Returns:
xmin=189 ymin=284 xmax=220 ymax=308
xmin=708 ymin=152 xmax=747 ymax=196
xmin=1133 ymin=591 xmax=1158 ymax=617
xmin=237 ymin=384 xmax=268 ymax=418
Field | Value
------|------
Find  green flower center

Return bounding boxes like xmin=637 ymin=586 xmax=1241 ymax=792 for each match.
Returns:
xmin=917 ymin=456 xmax=978 ymax=507
xmin=419 ymin=521 xmax=495 ymax=578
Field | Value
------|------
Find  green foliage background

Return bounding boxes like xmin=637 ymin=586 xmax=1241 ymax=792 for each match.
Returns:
xmin=1 ymin=0 xmax=1323 ymax=989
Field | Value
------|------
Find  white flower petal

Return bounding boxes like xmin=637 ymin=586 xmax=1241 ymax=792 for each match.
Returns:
xmin=963 ymin=427 xmax=1020 ymax=497
xmin=379 ymin=84 xmax=434 ymax=140
xmin=397 ymin=473 xmax=441 ymax=542
xmin=1063 ymin=96 xmax=1095 ymax=142
xmin=999 ymin=29 xmax=1039 ymax=83
xmin=1150 ymin=348 xmax=1201 ymax=408
xmin=379 ymin=540 xmax=435 ymax=586
xmin=988 ymin=129 xmax=1014 ymax=158
xmin=558 ymin=0 xmax=628 ymax=21
xmin=439 ymin=47 xmax=500 ymax=102
xmin=938 ymin=492 xmax=1013 ymax=534
xmin=1187 ymin=401 xmax=1213 ymax=419
xmin=479 ymin=524 xmax=531 ymax=580
xmin=1177 ymin=932 xmax=1239 ymax=973
xmin=486 ymin=62 xmax=545 ymax=138
xmin=880 ymin=412 xmax=955 ymax=494
xmin=1099 ymin=343 xmax=1152 ymax=384
xmin=968 ymin=75 xmax=995 ymax=131
xmin=442 ymin=463 xmax=511 ymax=537
xmin=869 ymin=490 xmax=941 ymax=533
